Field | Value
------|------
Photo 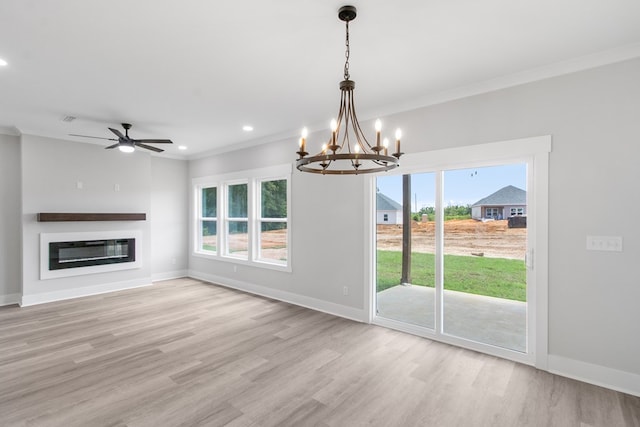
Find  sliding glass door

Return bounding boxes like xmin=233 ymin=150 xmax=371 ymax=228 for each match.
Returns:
xmin=376 ymin=173 xmax=436 ymax=329
xmin=442 ymin=164 xmax=527 ymax=352
xmin=375 ymin=162 xmax=529 ymax=355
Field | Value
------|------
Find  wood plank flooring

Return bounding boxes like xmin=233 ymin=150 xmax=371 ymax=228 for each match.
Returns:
xmin=1 ymin=278 xmax=638 ymax=426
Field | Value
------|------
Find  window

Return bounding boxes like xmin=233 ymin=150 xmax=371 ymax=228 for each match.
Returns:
xmin=486 ymin=207 xmax=500 ymax=218
xmin=510 ymin=207 xmax=524 ymax=216
xmin=225 ymin=182 xmax=248 ymax=259
xmin=193 ymin=164 xmax=291 ymax=270
xmin=199 ymin=186 xmax=217 ymax=253
xmin=383 ymin=213 xmax=389 ymax=222
xmin=258 ymin=179 xmax=288 ymax=264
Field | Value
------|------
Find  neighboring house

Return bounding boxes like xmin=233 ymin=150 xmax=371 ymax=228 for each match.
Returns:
xmin=376 ymin=192 xmax=402 ymax=225
xmin=471 ymin=185 xmax=526 ymax=220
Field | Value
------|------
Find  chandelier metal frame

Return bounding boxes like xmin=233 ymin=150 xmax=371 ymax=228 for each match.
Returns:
xmin=296 ymin=5 xmax=403 ymax=175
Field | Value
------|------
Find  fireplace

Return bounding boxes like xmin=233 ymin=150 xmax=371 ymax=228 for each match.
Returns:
xmin=49 ymin=238 xmax=135 ymax=270
xmin=41 ymin=231 xmax=142 ymax=279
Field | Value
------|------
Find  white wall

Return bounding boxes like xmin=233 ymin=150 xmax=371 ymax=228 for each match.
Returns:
xmin=20 ymin=135 xmax=153 ymax=304
xmin=150 ymin=156 xmax=189 ymax=280
xmin=376 ymin=210 xmax=401 ymax=225
xmin=0 ymin=135 xmax=22 ymax=305
xmin=188 ymin=58 xmax=640 ymax=392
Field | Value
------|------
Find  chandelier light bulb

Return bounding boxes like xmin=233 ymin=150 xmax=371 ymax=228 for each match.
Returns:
xmin=330 ymin=119 xmax=338 ymax=132
xmin=301 ymin=127 xmax=308 ymax=138
xmin=354 ymin=144 xmax=360 ymax=154
xmin=375 ymin=119 xmax=382 ymax=132
xmin=395 ymin=129 xmax=402 ymax=140
xmin=383 ymin=138 xmax=389 ymax=148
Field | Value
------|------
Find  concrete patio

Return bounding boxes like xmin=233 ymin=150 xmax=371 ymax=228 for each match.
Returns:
xmin=377 ymin=285 xmax=526 ymax=352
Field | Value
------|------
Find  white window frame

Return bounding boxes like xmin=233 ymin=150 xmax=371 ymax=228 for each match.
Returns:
xmin=196 ymin=185 xmax=219 ymax=255
xmin=364 ymin=135 xmax=550 ymax=369
xmin=256 ymin=176 xmax=289 ymax=266
xmin=223 ymin=179 xmax=250 ymax=260
xmin=192 ymin=164 xmax=292 ymax=272
xmin=486 ymin=207 xmax=500 ymax=218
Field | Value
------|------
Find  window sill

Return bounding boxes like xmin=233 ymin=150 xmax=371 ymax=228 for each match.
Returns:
xmin=192 ymin=250 xmax=291 ymax=273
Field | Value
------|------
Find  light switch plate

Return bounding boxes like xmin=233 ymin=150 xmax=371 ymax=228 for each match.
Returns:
xmin=586 ymin=236 xmax=623 ymax=252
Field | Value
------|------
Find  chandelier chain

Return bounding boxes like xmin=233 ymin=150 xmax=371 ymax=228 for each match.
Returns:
xmin=344 ymin=21 xmax=350 ymax=80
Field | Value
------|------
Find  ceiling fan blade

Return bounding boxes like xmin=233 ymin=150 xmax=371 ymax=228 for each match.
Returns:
xmin=69 ymin=134 xmax=117 ymax=141
xmin=137 ymin=139 xmax=173 ymax=144
xmin=105 ymin=143 xmax=120 ymax=149
xmin=108 ymin=127 xmax=126 ymax=139
xmin=135 ymin=143 xmax=164 ymax=153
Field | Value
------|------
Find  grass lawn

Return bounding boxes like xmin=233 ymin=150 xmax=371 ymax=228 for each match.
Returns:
xmin=377 ymin=250 xmax=526 ymax=302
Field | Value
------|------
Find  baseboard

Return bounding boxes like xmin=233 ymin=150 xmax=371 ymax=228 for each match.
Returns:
xmin=0 ymin=293 xmax=21 ymax=307
xmin=152 ymin=270 xmax=188 ymax=282
xmin=548 ymin=354 xmax=640 ymax=397
xmin=21 ymin=278 xmax=153 ymax=307
xmin=188 ymin=270 xmax=367 ymax=323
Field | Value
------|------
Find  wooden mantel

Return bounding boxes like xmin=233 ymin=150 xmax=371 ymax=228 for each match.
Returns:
xmin=37 ymin=213 xmax=146 ymax=222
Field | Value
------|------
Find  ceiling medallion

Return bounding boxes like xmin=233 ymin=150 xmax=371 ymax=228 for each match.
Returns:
xmin=296 ymin=5 xmax=403 ymax=175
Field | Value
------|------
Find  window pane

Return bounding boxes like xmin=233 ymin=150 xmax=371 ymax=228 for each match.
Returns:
xmin=201 ymin=220 xmax=217 ymax=252
xmin=202 ymin=187 xmax=217 ymax=217
xmin=261 ymin=179 xmax=287 ymax=218
xmin=375 ymin=173 xmax=436 ymax=329
xmin=259 ymin=222 xmax=287 ymax=263
xmin=227 ymin=221 xmax=248 ymax=257
xmin=228 ymin=184 xmax=248 ymax=218
xmin=444 ymin=164 xmax=527 ymax=352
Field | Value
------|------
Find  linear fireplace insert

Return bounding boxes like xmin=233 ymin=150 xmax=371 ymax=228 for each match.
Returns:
xmin=49 ymin=238 xmax=135 ymax=270
xmin=40 ymin=231 xmax=142 ymax=280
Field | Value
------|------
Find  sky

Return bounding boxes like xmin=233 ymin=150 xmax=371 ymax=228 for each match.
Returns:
xmin=376 ymin=163 xmax=527 ymax=210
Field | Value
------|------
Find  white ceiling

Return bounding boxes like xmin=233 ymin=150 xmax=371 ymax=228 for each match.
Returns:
xmin=1 ymin=0 xmax=640 ymax=159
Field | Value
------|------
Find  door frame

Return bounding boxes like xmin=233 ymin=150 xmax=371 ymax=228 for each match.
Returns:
xmin=364 ymin=135 xmax=551 ymax=369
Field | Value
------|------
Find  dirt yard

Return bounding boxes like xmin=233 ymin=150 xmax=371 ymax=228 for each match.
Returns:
xmin=377 ymin=219 xmax=526 ymax=260
xmin=207 ymin=219 xmax=526 ymax=261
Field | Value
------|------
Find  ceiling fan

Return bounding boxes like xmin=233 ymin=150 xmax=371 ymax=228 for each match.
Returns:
xmin=70 ymin=123 xmax=173 ymax=153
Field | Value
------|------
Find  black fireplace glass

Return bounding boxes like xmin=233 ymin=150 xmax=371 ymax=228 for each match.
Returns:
xmin=49 ymin=238 xmax=135 ymax=270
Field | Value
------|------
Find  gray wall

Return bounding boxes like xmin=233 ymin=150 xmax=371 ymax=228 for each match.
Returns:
xmin=189 ymin=58 xmax=640 ymax=378
xmin=189 ymin=143 xmax=367 ymax=312
xmin=150 ymin=156 xmax=189 ymax=280
xmin=0 ymin=135 xmax=22 ymax=302
xmin=17 ymin=135 xmax=188 ymax=302
xmin=20 ymin=135 xmax=153 ymax=300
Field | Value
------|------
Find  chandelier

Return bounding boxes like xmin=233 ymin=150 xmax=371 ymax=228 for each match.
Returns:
xmin=296 ymin=5 xmax=403 ymax=175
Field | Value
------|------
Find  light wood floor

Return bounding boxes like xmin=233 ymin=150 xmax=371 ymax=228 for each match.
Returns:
xmin=1 ymin=278 xmax=638 ymax=427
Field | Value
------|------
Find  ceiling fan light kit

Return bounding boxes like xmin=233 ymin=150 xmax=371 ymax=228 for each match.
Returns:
xmin=295 ymin=5 xmax=404 ymax=175
xmin=70 ymin=123 xmax=173 ymax=153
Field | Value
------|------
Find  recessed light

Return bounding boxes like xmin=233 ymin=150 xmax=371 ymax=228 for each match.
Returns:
xmin=178 ymin=145 xmax=187 ymax=150
xmin=242 ymin=125 xmax=254 ymax=132
xmin=0 ymin=58 xmax=8 ymax=67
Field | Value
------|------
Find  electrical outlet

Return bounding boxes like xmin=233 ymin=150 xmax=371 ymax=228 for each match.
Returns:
xmin=343 ymin=286 xmax=349 ymax=296
xmin=233 ymin=265 xmax=238 ymax=273
xmin=76 ymin=181 xmax=83 ymax=190
xmin=114 ymin=183 xmax=120 ymax=192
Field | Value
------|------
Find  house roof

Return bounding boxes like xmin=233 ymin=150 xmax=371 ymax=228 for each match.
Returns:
xmin=472 ymin=185 xmax=526 ymax=207
xmin=377 ymin=193 xmax=402 ymax=211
